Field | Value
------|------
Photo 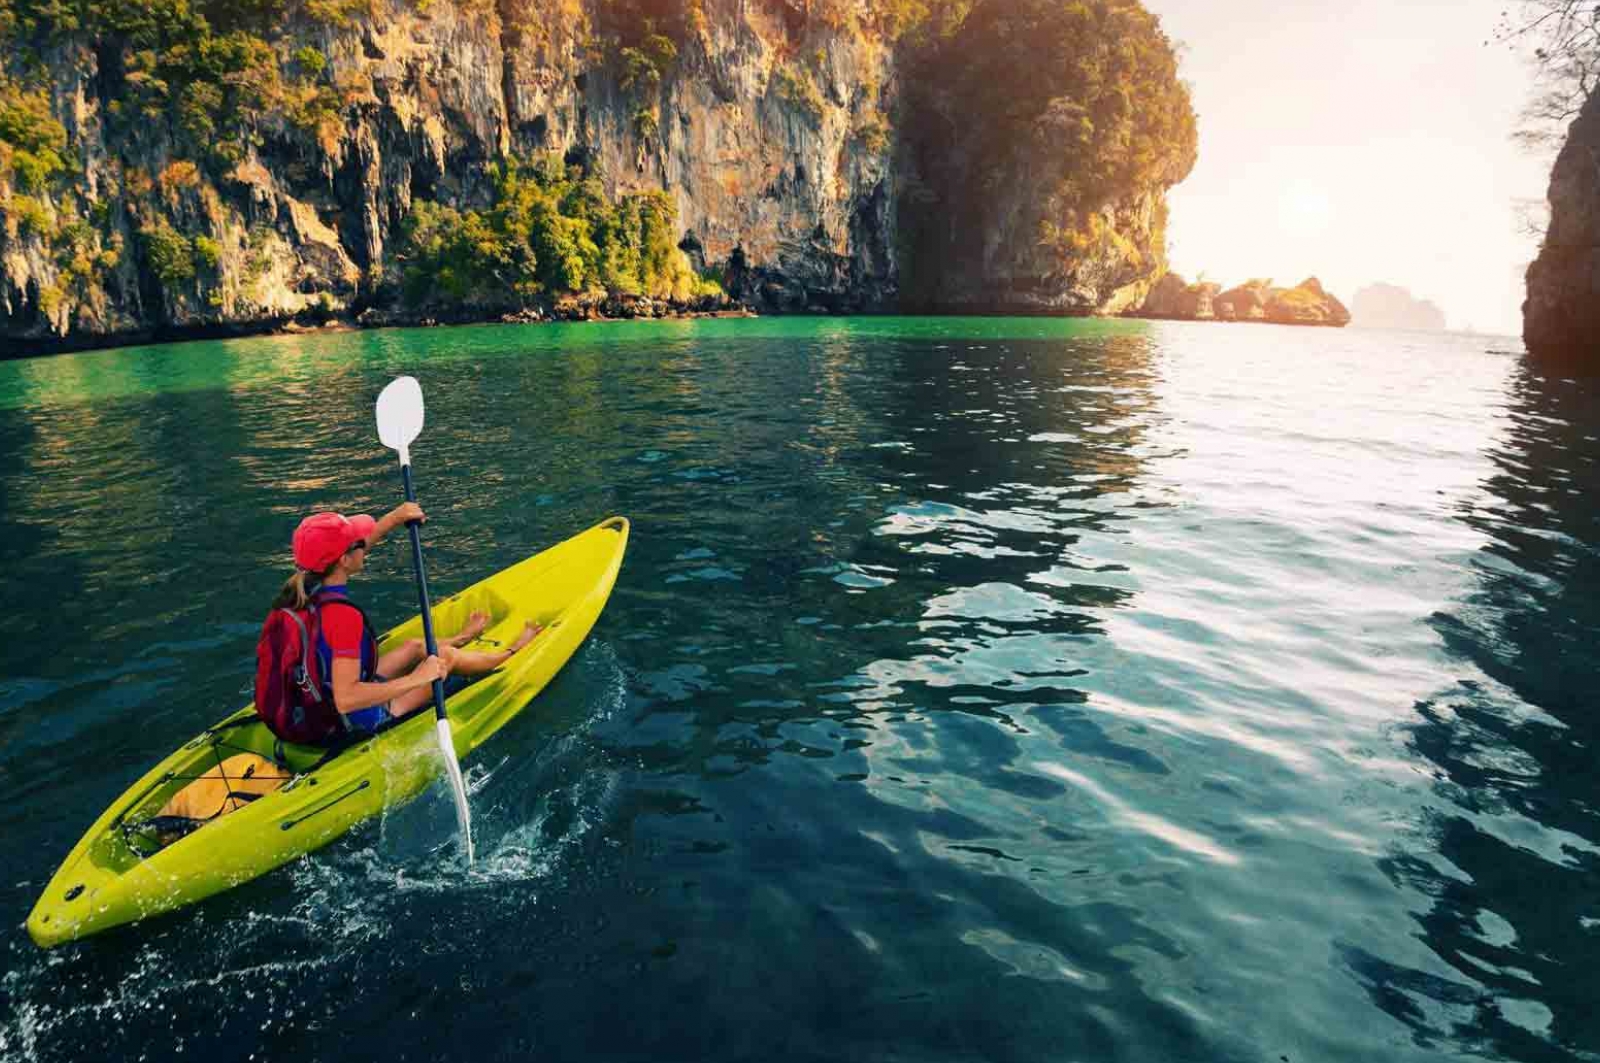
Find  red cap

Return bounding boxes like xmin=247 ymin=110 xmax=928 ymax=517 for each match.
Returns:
xmin=292 ymin=512 xmax=377 ymax=572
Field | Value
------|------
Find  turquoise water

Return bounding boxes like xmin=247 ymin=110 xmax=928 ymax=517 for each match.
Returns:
xmin=0 ymin=317 xmax=1595 ymax=1062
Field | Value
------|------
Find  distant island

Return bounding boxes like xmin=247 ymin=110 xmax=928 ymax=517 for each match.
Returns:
xmin=1126 ymin=274 xmax=1351 ymax=327
xmin=1350 ymin=284 xmax=1446 ymax=331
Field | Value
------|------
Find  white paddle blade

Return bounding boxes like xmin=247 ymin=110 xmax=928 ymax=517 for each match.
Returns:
xmin=376 ymin=376 xmax=425 ymax=463
xmin=436 ymin=717 xmax=475 ymax=866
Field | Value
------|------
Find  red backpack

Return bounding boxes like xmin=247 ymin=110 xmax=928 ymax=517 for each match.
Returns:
xmin=253 ymin=594 xmax=348 ymax=745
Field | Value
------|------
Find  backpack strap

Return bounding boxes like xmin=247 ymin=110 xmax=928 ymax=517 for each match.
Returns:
xmin=277 ymin=606 xmax=322 ymax=704
xmin=311 ymin=590 xmax=376 ymax=734
xmin=312 ymin=590 xmax=376 ymax=632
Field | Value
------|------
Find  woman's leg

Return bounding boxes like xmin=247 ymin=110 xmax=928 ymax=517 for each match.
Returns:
xmin=442 ymin=610 xmax=491 ymax=648
xmin=375 ymin=638 xmax=424 ymax=678
xmin=387 ymin=622 xmax=541 ymax=720
xmin=388 ymin=683 xmax=433 ymax=719
xmin=375 ymin=612 xmax=490 ymax=679
xmin=439 ymin=622 xmax=542 ymax=677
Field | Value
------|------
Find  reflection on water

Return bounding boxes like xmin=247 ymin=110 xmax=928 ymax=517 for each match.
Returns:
xmin=1372 ymin=362 xmax=1600 ymax=1058
xmin=0 ymin=318 xmax=1595 ymax=1063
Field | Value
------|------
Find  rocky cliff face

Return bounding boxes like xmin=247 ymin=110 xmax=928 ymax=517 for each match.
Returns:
xmin=1524 ymin=86 xmax=1600 ymax=361
xmin=521 ymin=1 xmax=899 ymax=313
xmin=1138 ymin=272 xmax=1217 ymax=319
xmin=0 ymin=0 xmax=1195 ymax=353
xmin=894 ymin=0 xmax=1194 ymax=315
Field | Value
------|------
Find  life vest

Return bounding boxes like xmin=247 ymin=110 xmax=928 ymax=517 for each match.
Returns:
xmin=309 ymin=587 xmax=380 ymax=701
xmin=253 ymin=589 xmax=374 ymax=744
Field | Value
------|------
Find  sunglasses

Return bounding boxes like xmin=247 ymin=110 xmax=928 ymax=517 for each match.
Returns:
xmin=347 ymin=539 xmax=369 ymax=554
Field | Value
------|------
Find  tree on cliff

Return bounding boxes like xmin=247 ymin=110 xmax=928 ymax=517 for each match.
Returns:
xmin=928 ymin=0 xmax=1196 ymax=198
xmin=1498 ymin=1 xmax=1600 ymax=151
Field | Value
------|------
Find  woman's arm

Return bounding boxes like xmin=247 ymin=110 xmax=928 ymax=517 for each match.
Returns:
xmin=329 ymin=654 xmax=446 ymax=714
xmin=369 ymin=502 xmax=425 ymax=548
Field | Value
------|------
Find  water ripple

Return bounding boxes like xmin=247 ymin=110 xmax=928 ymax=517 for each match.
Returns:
xmin=1 ymin=319 xmax=1595 ymax=1062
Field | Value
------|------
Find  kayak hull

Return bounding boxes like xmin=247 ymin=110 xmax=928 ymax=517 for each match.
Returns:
xmin=27 ymin=516 xmax=629 ymax=948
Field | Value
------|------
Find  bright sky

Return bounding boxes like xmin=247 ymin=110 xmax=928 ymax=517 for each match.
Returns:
xmin=1143 ymin=0 xmax=1553 ymax=336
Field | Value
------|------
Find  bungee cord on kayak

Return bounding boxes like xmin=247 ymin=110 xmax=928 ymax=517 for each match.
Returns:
xmin=119 ymin=723 xmax=294 ymax=858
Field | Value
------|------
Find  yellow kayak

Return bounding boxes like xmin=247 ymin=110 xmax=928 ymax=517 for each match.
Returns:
xmin=27 ymin=516 xmax=629 ymax=948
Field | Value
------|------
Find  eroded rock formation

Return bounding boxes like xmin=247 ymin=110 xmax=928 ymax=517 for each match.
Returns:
xmin=1129 ymin=272 xmax=1349 ymax=327
xmin=1524 ymin=87 xmax=1600 ymax=361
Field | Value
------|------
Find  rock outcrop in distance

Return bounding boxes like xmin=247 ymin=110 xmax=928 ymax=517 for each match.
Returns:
xmin=1128 ymin=273 xmax=1351 ymax=326
xmin=0 ymin=0 xmax=1197 ymax=354
xmin=1524 ymin=86 xmax=1600 ymax=362
xmin=1351 ymin=283 xmax=1446 ymax=331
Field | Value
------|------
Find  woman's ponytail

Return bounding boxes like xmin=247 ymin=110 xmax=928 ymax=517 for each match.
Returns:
xmin=269 ymin=569 xmax=320 ymax=611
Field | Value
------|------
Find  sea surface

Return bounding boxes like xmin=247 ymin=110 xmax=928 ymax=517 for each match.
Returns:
xmin=0 ymin=317 xmax=1596 ymax=1063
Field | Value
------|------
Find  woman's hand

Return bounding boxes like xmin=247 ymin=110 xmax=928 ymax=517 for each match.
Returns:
xmin=392 ymin=502 xmax=425 ymax=526
xmin=371 ymin=499 xmax=425 ymax=547
xmin=372 ymin=502 xmax=425 ymax=546
xmin=412 ymin=654 xmax=448 ymax=687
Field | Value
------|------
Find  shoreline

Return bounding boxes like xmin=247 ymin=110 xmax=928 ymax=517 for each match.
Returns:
xmin=1 ymin=300 xmax=1388 ymax=361
xmin=0 ymin=301 xmax=761 ymax=361
xmin=1117 ymin=311 xmax=1348 ymax=328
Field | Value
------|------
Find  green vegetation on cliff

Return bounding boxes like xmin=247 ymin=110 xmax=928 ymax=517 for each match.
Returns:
xmin=0 ymin=0 xmax=741 ymax=329
xmin=0 ymin=0 xmax=303 ymax=169
xmin=139 ymin=217 xmax=196 ymax=286
xmin=0 ymin=78 xmax=67 ymax=191
xmin=398 ymin=155 xmax=721 ymax=310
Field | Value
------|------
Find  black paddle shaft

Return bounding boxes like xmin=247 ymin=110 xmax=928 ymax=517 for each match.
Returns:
xmin=400 ymin=462 xmax=449 ymax=721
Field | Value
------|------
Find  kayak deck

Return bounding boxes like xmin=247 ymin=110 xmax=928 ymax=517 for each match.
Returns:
xmin=28 ymin=516 xmax=628 ymax=947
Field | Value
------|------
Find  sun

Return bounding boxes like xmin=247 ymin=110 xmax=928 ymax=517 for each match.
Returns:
xmin=1277 ymin=185 xmax=1335 ymax=238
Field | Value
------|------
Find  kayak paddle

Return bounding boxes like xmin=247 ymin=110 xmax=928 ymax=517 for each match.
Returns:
xmin=375 ymin=375 xmax=475 ymax=866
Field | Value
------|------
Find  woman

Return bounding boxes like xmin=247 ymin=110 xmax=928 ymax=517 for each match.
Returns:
xmin=273 ymin=504 xmax=540 ymax=735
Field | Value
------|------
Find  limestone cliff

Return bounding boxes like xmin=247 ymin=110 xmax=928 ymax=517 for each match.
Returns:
xmin=0 ymin=0 xmax=1196 ymax=353
xmin=1524 ymin=86 xmax=1600 ymax=361
xmin=895 ymin=0 xmax=1195 ymax=314
xmin=1137 ymin=272 xmax=1217 ymax=320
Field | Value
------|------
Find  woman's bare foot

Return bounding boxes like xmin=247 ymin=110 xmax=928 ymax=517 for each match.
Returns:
xmin=508 ymin=620 xmax=543 ymax=653
xmin=452 ymin=610 xmax=491 ymax=645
